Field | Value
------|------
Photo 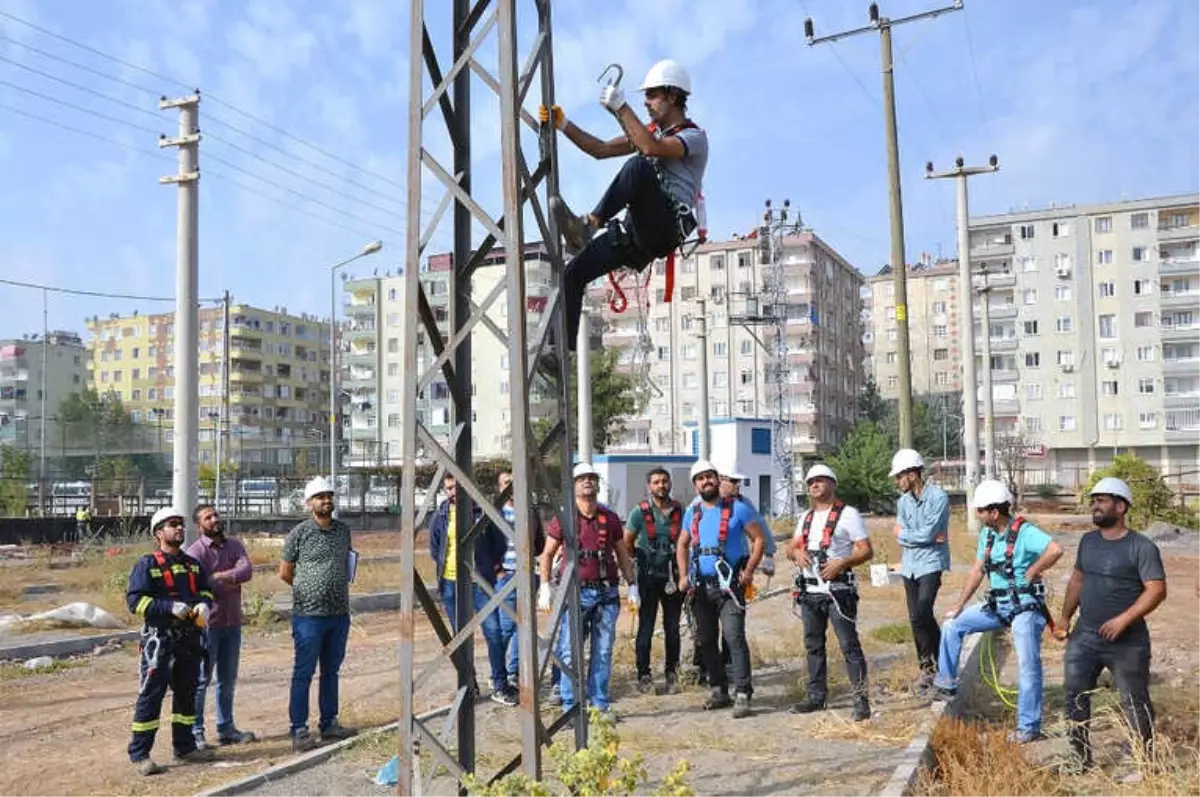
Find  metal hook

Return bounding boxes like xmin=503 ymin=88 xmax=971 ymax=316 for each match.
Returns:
xmin=597 ymin=63 xmax=624 ymax=87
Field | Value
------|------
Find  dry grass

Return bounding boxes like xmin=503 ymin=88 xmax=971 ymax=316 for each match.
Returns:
xmin=916 ymin=717 xmax=1063 ymax=796
xmin=807 ymin=707 xmax=921 ymax=744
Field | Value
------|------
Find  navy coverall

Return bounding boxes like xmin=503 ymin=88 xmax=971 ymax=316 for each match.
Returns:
xmin=126 ymin=549 xmax=214 ymax=762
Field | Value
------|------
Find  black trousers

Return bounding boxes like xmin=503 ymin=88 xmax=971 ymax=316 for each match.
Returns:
xmin=692 ymin=582 xmax=752 ymax=696
xmin=563 ymin=155 xmax=681 ymax=349
xmin=799 ymin=590 xmax=868 ymax=701
xmin=1064 ymin=626 xmax=1155 ymax=766
xmin=635 ymin=575 xmax=684 ymax=679
xmin=129 ymin=626 xmax=204 ymax=761
xmin=903 ymin=572 xmax=943 ymax=673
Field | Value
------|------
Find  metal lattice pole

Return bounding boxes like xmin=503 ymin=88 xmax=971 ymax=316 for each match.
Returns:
xmin=762 ymin=200 xmax=798 ymax=517
xmin=398 ymin=0 xmax=585 ymax=793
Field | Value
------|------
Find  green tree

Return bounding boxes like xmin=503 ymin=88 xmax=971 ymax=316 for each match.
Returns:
xmin=0 ymin=444 xmax=31 ymax=516
xmin=1083 ymin=453 xmax=1199 ymax=530
xmin=857 ymin=376 xmax=889 ymax=424
xmin=58 ymin=389 xmax=138 ymax=478
xmin=573 ymin=347 xmax=647 ymax=454
xmin=826 ymin=420 xmax=897 ymax=514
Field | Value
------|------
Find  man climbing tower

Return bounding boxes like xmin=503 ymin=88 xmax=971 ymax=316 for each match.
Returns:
xmin=540 ymin=58 xmax=708 ymax=349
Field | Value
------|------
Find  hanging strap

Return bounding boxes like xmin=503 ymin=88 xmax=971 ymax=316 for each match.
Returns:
xmin=799 ymin=501 xmax=845 ymax=553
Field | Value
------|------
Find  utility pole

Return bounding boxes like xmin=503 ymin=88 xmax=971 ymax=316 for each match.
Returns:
xmin=926 ymin=154 xmax=998 ymax=528
xmin=38 ymin=289 xmax=47 ymax=516
xmin=805 ymin=1 xmax=963 ymax=449
xmin=697 ymin=297 xmax=711 ymax=460
xmin=159 ymin=92 xmax=200 ymax=542
xmin=577 ymin=311 xmax=593 ymax=462
xmin=216 ymin=290 xmax=230 ymax=513
xmin=978 ymin=263 xmax=997 ymax=478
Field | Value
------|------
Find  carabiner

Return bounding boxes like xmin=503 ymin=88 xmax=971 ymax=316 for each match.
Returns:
xmin=597 ymin=63 xmax=624 ymax=88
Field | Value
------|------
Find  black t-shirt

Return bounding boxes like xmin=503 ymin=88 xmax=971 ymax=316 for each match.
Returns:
xmin=1075 ymin=529 xmax=1165 ymax=639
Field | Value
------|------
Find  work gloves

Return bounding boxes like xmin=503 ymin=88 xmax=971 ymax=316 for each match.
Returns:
xmin=192 ymin=603 xmax=212 ymax=627
xmin=761 ymin=555 xmax=776 ymax=577
xmin=537 ymin=582 xmax=551 ymax=612
xmin=538 ymin=104 xmax=567 ymax=130
xmin=599 ymin=84 xmax=625 ymax=113
xmin=170 ymin=601 xmax=191 ymax=621
xmin=627 ymin=583 xmax=641 ymax=610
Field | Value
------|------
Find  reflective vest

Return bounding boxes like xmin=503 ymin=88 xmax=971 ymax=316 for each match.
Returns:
xmin=151 ymin=549 xmax=200 ymax=599
xmin=690 ymin=497 xmax=733 ymax=575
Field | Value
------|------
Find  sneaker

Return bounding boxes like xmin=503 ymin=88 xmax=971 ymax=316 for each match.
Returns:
xmin=507 ymin=673 xmax=519 ymax=689
xmin=1007 ymin=729 xmax=1042 ymax=745
xmin=914 ymin=671 xmax=936 ymax=696
xmin=853 ymin=698 xmax=872 ymax=722
xmin=637 ymin=675 xmax=655 ymax=695
xmin=703 ymin=689 xmax=732 ymax=711
xmin=789 ymin=696 xmax=827 ymax=714
xmin=319 ymin=721 xmax=358 ymax=742
xmin=931 ymin=685 xmax=957 ymax=702
xmin=550 ymin=196 xmax=594 ymax=256
xmin=547 ymin=685 xmax=563 ymax=707
xmin=192 ymin=730 xmax=208 ymax=750
xmin=731 ymin=693 xmax=751 ymax=719
xmin=134 ymin=759 xmax=165 ymax=776
xmin=174 ymin=746 xmax=216 ymax=764
xmin=490 ymin=687 xmax=519 ymax=707
xmin=292 ymin=728 xmax=318 ymax=753
xmin=663 ymin=672 xmax=680 ymax=695
xmin=218 ymin=729 xmax=257 ymax=745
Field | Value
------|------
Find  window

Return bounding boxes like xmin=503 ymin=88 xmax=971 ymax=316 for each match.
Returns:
xmin=709 ymin=255 xmax=725 ymax=271
xmin=1133 ymin=279 xmax=1153 ymax=295
xmin=935 ymin=371 xmax=950 ymax=386
xmin=1094 ymin=216 xmax=1113 ymax=234
xmin=1019 ymin=224 xmax=1035 ymax=240
xmin=739 ymin=339 xmax=752 ymax=355
xmin=1052 ymin=221 xmax=1071 ymax=237
xmin=932 ymin=301 xmax=947 ymax=314
xmin=1139 ymin=412 xmax=1157 ymax=429
xmin=1025 ymin=384 xmax=1043 ymax=400
xmin=1131 ymin=212 xmax=1149 ymax=230
xmin=933 ymin=278 xmax=949 ymax=292
xmin=886 ymin=351 xmax=898 ymax=364
xmin=1099 ymin=282 xmax=1116 ymax=298
xmin=713 ymin=372 xmax=727 ymax=388
xmin=683 ymin=373 xmax=698 ymax=389
xmin=933 ymin=348 xmax=948 ymax=361
xmin=388 ymin=337 xmax=399 ymax=353
xmin=1138 ymin=378 xmax=1155 ymax=394
xmin=1135 ymin=311 xmax=1153 ymax=328
xmin=750 ymin=427 xmax=771 ymax=454
xmin=713 ymin=341 xmax=727 ymax=357
xmin=888 ymin=329 xmax=899 ymax=341
xmin=1054 ymin=253 xmax=1072 ymax=272
xmin=887 ymin=375 xmax=898 ymax=388
xmin=1054 ymin=285 xmax=1072 ymax=301
xmin=885 ymin=306 xmax=896 ymax=320
xmin=1023 ymin=320 xmax=1039 ymax=336
xmin=1136 ymin=345 xmax=1156 ymax=362
xmin=1103 ymin=413 xmax=1122 ymax=431
xmin=387 ymin=363 xmax=398 ymax=376
xmin=1023 ymin=416 xmax=1043 ymax=434
xmin=1022 ymin=289 xmax=1038 ymax=305
xmin=1058 ymin=382 xmax=1076 ymax=398
xmin=740 ymin=370 xmax=754 ymax=385
xmin=1101 ymin=380 xmax=1119 ymax=396
xmin=932 ymin=325 xmax=947 ymax=338
xmin=1132 ymin=246 xmax=1146 ymax=262
xmin=1098 ymin=314 xmax=1117 ymax=339
xmin=683 ymin=343 xmax=697 ymax=360
xmin=1021 ymin=256 xmax=1038 ymax=272
xmin=1097 ymin=250 xmax=1113 ymax=265
xmin=1025 ymin=352 xmax=1041 ymax=368
xmin=1059 ymin=415 xmax=1077 ymax=431
xmin=1056 ymin=317 xmax=1073 ymax=333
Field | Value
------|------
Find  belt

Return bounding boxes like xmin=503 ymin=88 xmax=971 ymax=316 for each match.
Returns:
xmin=579 ymin=579 xmax=616 ymax=590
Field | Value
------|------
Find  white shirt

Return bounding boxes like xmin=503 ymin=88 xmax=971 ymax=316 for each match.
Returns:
xmin=793 ymin=504 xmax=868 ymax=578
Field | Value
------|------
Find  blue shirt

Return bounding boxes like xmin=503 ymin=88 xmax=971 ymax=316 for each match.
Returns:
xmin=501 ymin=505 xmax=518 ymax=572
xmin=977 ymin=518 xmax=1052 ymax=592
xmin=683 ymin=498 xmax=758 ymax=577
xmin=689 ymin=495 xmax=776 ymax=556
xmin=896 ymin=483 xmax=951 ymax=578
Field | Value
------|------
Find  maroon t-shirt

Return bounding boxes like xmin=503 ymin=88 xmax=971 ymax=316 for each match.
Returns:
xmin=547 ymin=505 xmax=623 ymax=583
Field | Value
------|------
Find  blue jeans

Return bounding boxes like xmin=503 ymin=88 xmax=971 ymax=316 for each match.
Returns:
xmin=498 ymin=572 xmax=520 ymax=680
xmin=440 ymin=581 xmax=508 ymax=692
xmin=557 ymin=585 xmax=620 ymax=711
xmin=195 ymin=625 xmax=243 ymax=739
xmin=935 ymin=602 xmax=1047 ymax=733
xmin=289 ymin=614 xmax=350 ymax=734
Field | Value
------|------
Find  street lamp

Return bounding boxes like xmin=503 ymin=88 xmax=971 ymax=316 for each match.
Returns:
xmin=329 ymin=240 xmax=383 ymax=491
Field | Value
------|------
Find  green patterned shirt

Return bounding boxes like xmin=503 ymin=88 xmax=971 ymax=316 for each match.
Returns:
xmin=281 ymin=517 xmax=352 ymax=616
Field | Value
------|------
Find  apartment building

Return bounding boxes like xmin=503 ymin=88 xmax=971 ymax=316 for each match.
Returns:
xmin=865 ymin=259 xmax=965 ymax=399
xmin=0 ymin=330 xmax=87 ymax=450
xmin=339 ymin=245 xmax=554 ymax=466
xmin=590 ymin=231 xmax=866 ymax=456
xmin=966 ymin=193 xmax=1200 ymax=480
xmin=86 ymin=304 xmax=332 ymax=470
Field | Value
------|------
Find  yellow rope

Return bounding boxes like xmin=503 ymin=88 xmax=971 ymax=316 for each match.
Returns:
xmin=980 ymin=633 xmax=1018 ymax=710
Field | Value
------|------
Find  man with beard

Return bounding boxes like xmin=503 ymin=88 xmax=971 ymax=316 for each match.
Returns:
xmin=1059 ymin=477 xmax=1166 ymax=775
xmin=186 ymin=504 xmax=256 ymax=749
xmin=279 ymin=477 xmax=358 ymax=751
xmin=538 ymin=59 xmax=707 ymax=351
xmin=126 ymin=507 xmax=216 ymax=775
xmin=677 ymin=460 xmax=766 ymax=719
xmin=538 ymin=463 xmax=637 ymax=722
xmin=890 ymin=448 xmax=950 ymax=692
xmin=623 ymin=467 xmax=685 ymax=695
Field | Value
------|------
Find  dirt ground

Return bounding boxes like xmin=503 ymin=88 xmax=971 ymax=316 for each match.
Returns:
xmin=0 ymin=516 xmax=1195 ymax=796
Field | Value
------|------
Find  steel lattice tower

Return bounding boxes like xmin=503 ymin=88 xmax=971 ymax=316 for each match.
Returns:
xmin=398 ymin=1 xmax=586 ymax=793
xmin=760 ymin=200 xmax=800 ymax=517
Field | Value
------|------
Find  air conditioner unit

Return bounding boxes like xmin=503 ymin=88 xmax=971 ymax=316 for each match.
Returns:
xmin=1061 ymin=364 xmax=1075 ymax=373
xmin=1056 ymin=267 xmax=1071 ymax=278
xmin=1105 ymin=359 xmax=1121 ymax=369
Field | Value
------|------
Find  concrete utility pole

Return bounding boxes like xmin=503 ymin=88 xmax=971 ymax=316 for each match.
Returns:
xmin=38 ymin=289 xmax=47 ymax=516
xmin=577 ymin=311 xmax=593 ymax=462
xmin=978 ymin=265 xmax=997 ymax=478
xmin=805 ymin=1 xmax=963 ymax=449
xmin=159 ymin=92 xmax=201 ymax=542
xmin=216 ymin=290 xmax=230 ymax=513
xmin=926 ymin=155 xmax=998 ymax=531
xmin=696 ymin=297 xmax=711 ymax=460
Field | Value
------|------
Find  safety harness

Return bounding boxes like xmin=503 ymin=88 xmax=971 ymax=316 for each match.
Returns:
xmin=981 ymin=515 xmax=1055 ymax=632
xmin=690 ymin=497 xmax=733 ymax=580
xmin=606 ymin=119 xmax=707 ymax=314
xmin=579 ymin=510 xmax=615 ymax=590
xmin=150 ymin=549 xmax=199 ymax=599
xmin=640 ymin=499 xmax=682 ymax=592
xmin=793 ymin=502 xmax=856 ymax=595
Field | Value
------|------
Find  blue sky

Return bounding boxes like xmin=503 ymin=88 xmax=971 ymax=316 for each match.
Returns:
xmin=0 ymin=0 xmax=1196 ymax=339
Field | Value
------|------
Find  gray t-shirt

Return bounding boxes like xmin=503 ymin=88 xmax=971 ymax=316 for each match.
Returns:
xmin=281 ymin=517 xmax=352 ymax=617
xmin=653 ymin=123 xmax=707 ymax=208
xmin=1075 ymin=529 xmax=1165 ymax=639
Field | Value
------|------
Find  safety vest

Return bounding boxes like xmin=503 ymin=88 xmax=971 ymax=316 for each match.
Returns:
xmin=799 ymin=501 xmax=846 ymax=554
xmin=606 ymin=119 xmax=707 ymax=313
xmin=690 ymin=497 xmax=733 ymax=574
xmin=150 ymin=549 xmax=200 ymax=599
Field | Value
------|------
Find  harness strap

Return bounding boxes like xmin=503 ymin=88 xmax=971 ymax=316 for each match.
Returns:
xmin=799 ymin=501 xmax=845 ymax=554
xmin=641 ymin=500 xmax=682 ymax=544
xmin=690 ymin=498 xmax=733 ymax=571
xmin=151 ymin=550 xmax=199 ymax=599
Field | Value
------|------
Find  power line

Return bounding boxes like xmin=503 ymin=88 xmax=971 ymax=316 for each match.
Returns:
xmin=894 ymin=47 xmax=952 ymax=153
xmin=0 ymin=53 xmax=162 ymax=122
xmin=960 ymin=3 xmax=989 ymax=133
xmin=0 ymin=275 xmax=221 ymax=303
xmin=0 ymin=79 xmax=160 ymax=134
xmin=0 ymin=32 xmax=161 ymax=96
xmin=0 ymin=100 xmax=164 ymax=157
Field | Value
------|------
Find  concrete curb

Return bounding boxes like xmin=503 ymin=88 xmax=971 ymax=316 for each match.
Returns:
xmin=878 ymin=632 xmax=984 ymax=797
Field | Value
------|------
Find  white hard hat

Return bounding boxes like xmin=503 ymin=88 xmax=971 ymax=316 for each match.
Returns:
xmin=151 ymin=506 xmax=186 ymax=531
xmin=889 ymin=448 xmax=925 ymax=478
xmin=972 ymin=479 xmax=1013 ymax=509
xmin=573 ymin=462 xmax=599 ymax=480
xmin=1090 ymin=476 xmax=1134 ymax=506
xmin=639 ymin=59 xmax=692 ymax=95
xmin=713 ymin=457 xmax=746 ymax=481
xmin=690 ymin=459 xmax=718 ymax=481
xmin=304 ymin=476 xmax=335 ymax=500
xmin=805 ymin=463 xmax=838 ymax=485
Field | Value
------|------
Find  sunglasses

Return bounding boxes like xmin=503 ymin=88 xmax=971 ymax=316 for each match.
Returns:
xmin=162 ymin=519 xmax=184 ymax=528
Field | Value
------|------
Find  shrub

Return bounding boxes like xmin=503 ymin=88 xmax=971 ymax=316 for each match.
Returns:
xmin=1082 ymin=454 xmax=1198 ymax=530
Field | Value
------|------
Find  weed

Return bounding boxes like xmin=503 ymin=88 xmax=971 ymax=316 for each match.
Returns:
xmin=0 ymin=658 xmax=88 ymax=681
xmin=870 ymin=621 xmax=913 ymax=645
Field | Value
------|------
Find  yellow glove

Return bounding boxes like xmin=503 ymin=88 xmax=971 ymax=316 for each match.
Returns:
xmin=538 ymin=104 xmax=566 ymax=130
xmin=192 ymin=603 xmax=211 ymax=628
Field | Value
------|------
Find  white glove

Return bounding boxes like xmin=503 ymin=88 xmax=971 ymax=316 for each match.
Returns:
xmin=537 ymin=582 xmax=551 ymax=612
xmin=170 ymin=601 xmax=191 ymax=621
xmin=627 ymin=583 xmax=641 ymax=610
xmin=761 ymin=555 xmax=776 ymax=577
xmin=599 ymin=84 xmax=626 ymax=113
xmin=192 ymin=603 xmax=212 ymax=626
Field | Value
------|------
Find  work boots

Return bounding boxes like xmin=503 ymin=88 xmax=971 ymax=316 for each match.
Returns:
xmin=703 ymin=688 xmax=732 ymax=711
xmin=550 ymin=196 xmax=595 ymax=256
xmin=134 ymin=759 xmax=165 ymax=776
xmin=663 ymin=672 xmax=680 ymax=695
xmin=731 ymin=693 xmax=752 ymax=719
xmin=174 ymin=746 xmax=216 ymax=764
xmin=789 ymin=696 xmax=826 ymax=714
xmin=637 ymin=675 xmax=655 ymax=695
xmin=853 ymin=697 xmax=871 ymax=722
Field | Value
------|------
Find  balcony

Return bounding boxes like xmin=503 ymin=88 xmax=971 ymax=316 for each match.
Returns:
xmin=976 ymin=336 xmax=1019 ymax=353
xmin=1157 ymin=223 xmax=1199 ymax=243
xmin=346 ymin=348 xmax=377 ymax=363
xmin=991 ymin=398 xmax=1020 ymax=415
xmin=986 ymin=271 xmax=1016 ymax=288
xmin=989 ymin=369 xmax=1021 ymax=383
xmin=1164 ymin=393 xmax=1200 ymax=409
xmin=343 ymin=324 xmax=377 ymax=340
xmin=976 ymin=303 xmax=1017 ymax=320
xmin=1160 ymin=288 xmax=1200 ymax=308
xmin=1160 ymin=322 xmax=1200 ymax=342
xmin=1160 ymin=257 xmax=1200 ymax=276
xmin=1163 ymin=355 xmax=1200 ymax=375
xmin=971 ymin=238 xmax=1014 ymax=257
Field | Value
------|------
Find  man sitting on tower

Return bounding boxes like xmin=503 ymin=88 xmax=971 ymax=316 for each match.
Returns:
xmin=539 ymin=59 xmax=708 ymax=350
